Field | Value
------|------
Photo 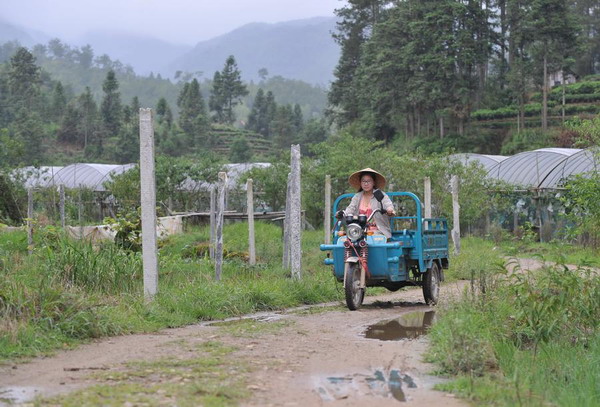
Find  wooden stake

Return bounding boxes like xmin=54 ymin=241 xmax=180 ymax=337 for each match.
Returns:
xmin=215 ymin=172 xmax=227 ymax=281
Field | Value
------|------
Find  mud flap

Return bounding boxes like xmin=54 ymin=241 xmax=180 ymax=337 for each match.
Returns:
xmin=343 ymin=257 xmax=359 ymax=287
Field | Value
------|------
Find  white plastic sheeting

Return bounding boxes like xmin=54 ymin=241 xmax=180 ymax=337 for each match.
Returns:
xmin=14 ymin=163 xmax=135 ymax=191
xmin=54 ymin=163 xmax=136 ymax=191
xmin=540 ymin=148 xmax=599 ymax=188
xmin=179 ymin=162 xmax=271 ymax=191
xmin=487 ymin=148 xmax=581 ymax=188
xmin=12 ymin=166 xmax=64 ymax=188
xmin=450 ymin=153 xmax=508 ymax=171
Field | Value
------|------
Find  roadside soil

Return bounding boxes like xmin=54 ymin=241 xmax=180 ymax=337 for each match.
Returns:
xmin=0 ymin=278 xmax=475 ymax=407
xmin=1 ymin=257 xmax=560 ymax=406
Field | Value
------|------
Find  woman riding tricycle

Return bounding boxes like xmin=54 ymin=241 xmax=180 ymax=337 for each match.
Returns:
xmin=320 ymin=168 xmax=450 ymax=310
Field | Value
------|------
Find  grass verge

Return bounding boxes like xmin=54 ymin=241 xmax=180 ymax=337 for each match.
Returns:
xmin=428 ymin=243 xmax=600 ymax=406
xmin=0 ymin=221 xmax=342 ymax=361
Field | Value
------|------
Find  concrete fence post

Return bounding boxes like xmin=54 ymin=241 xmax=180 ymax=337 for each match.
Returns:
xmin=247 ymin=178 xmax=256 ymax=265
xmin=59 ymin=184 xmax=66 ymax=228
xmin=283 ymin=172 xmax=292 ymax=269
xmin=289 ymin=144 xmax=302 ymax=279
xmin=27 ymin=188 xmax=33 ymax=255
xmin=139 ymin=108 xmax=158 ymax=299
xmin=324 ymin=175 xmax=331 ymax=244
xmin=215 ymin=172 xmax=227 ymax=281
xmin=451 ymin=175 xmax=461 ymax=255
xmin=78 ymin=188 xmax=83 ymax=237
xmin=209 ymin=186 xmax=216 ymax=260
xmin=424 ymin=177 xmax=432 ymax=219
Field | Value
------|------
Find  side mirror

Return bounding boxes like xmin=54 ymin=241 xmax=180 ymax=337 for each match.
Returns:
xmin=373 ymin=189 xmax=384 ymax=202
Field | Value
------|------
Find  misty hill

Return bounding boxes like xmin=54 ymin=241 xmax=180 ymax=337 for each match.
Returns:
xmin=171 ymin=17 xmax=339 ymax=85
xmin=79 ymin=30 xmax=192 ymax=76
xmin=0 ymin=20 xmax=35 ymax=45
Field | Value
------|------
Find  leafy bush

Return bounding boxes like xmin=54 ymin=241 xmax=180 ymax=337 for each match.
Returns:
xmin=500 ymin=129 xmax=553 ymax=155
xmin=104 ymin=210 xmax=142 ymax=252
xmin=564 ymin=116 xmax=600 ymax=147
xmin=561 ymin=171 xmax=600 ymax=248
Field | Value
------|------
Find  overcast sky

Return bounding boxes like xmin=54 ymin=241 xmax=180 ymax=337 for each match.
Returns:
xmin=0 ymin=0 xmax=346 ymax=45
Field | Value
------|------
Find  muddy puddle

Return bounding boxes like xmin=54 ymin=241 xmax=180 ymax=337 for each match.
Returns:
xmin=0 ymin=386 xmax=40 ymax=406
xmin=363 ymin=310 xmax=436 ymax=341
xmin=315 ymin=369 xmax=417 ymax=402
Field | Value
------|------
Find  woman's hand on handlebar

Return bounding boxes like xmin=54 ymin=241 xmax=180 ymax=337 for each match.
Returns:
xmin=386 ymin=208 xmax=396 ymax=216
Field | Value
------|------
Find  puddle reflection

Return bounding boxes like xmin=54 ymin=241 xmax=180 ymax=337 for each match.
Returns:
xmin=316 ymin=370 xmax=416 ymax=402
xmin=364 ymin=311 xmax=436 ymax=341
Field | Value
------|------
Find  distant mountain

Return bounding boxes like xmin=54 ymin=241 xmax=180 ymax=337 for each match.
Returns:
xmin=170 ymin=17 xmax=339 ymax=86
xmin=0 ymin=19 xmax=48 ymax=46
xmin=78 ymin=31 xmax=192 ymax=76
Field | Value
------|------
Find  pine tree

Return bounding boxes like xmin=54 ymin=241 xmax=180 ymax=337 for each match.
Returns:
xmin=247 ymin=88 xmax=269 ymax=137
xmin=272 ymin=105 xmax=296 ymax=150
xmin=177 ymin=78 xmax=208 ymax=147
xmin=50 ymin=81 xmax=67 ymax=122
xmin=114 ymin=97 xmax=140 ymax=163
xmin=8 ymin=47 xmax=41 ymax=112
xmin=12 ymin=109 xmax=45 ymax=165
xmin=156 ymin=97 xmax=173 ymax=128
xmin=156 ymin=97 xmax=174 ymax=149
xmin=57 ymin=102 xmax=82 ymax=144
xmin=98 ymin=70 xmax=122 ymax=157
xmin=530 ymin=0 xmax=580 ymax=130
xmin=329 ymin=1 xmax=392 ymax=126
xmin=293 ymin=104 xmax=304 ymax=133
xmin=209 ymin=55 xmax=248 ymax=124
xmin=208 ymin=72 xmax=225 ymax=123
xmin=78 ymin=87 xmax=99 ymax=152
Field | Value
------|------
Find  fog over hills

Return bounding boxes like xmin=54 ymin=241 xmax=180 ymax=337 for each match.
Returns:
xmin=0 ymin=16 xmax=339 ymax=85
xmin=0 ymin=19 xmax=48 ymax=46
xmin=171 ymin=17 xmax=339 ymax=85
xmin=79 ymin=30 xmax=192 ymax=76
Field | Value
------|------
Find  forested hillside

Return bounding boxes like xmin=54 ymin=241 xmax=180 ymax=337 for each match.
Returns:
xmin=328 ymin=0 xmax=600 ymax=154
xmin=0 ymin=41 xmax=329 ymax=167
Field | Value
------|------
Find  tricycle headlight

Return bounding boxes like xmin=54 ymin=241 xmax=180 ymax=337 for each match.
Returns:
xmin=347 ymin=224 xmax=363 ymax=241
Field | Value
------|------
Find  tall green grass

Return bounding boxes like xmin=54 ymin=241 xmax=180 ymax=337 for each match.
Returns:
xmin=428 ymin=251 xmax=600 ymax=406
xmin=0 ymin=222 xmax=341 ymax=360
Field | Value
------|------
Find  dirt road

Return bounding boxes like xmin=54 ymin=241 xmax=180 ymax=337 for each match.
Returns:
xmin=0 ymin=281 xmax=471 ymax=406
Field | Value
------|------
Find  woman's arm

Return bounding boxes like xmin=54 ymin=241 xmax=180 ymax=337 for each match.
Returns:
xmin=382 ymin=193 xmax=395 ymax=215
xmin=344 ymin=193 xmax=361 ymax=216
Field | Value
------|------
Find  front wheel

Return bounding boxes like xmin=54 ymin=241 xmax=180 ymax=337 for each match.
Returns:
xmin=344 ymin=262 xmax=364 ymax=310
xmin=422 ymin=262 xmax=440 ymax=305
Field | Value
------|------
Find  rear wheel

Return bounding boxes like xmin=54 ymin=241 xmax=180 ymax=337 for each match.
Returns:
xmin=344 ymin=262 xmax=364 ymax=310
xmin=423 ymin=262 xmax=440 ymax=305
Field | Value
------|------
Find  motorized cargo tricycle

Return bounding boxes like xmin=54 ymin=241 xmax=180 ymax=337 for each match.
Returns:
xmin=320 ymin=191 xmax=449 ymax=310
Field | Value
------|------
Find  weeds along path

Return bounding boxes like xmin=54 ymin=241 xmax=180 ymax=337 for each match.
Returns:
xmin=0 ymin=282 xmax=472 ymax=407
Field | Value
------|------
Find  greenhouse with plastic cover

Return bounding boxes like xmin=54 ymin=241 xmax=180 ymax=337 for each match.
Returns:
xmin=451 ymin=148 xmax=599 ymax=241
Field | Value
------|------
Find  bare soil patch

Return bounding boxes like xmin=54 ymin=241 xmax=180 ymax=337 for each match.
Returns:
xmin=0 ymin=282 xmax=471 ymax=406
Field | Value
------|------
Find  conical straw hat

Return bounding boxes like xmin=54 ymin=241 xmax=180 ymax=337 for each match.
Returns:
xmin=348 ymin=168 xmax=387 ymax=191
